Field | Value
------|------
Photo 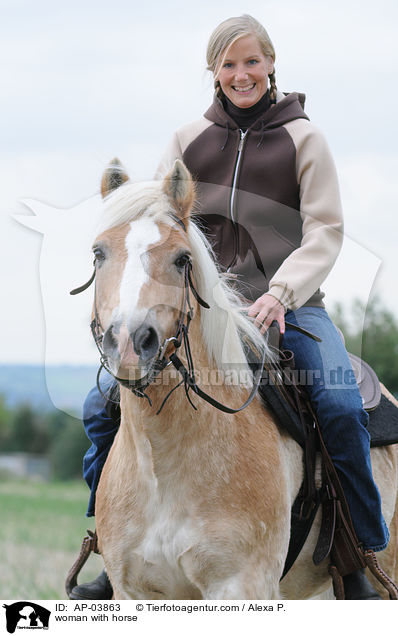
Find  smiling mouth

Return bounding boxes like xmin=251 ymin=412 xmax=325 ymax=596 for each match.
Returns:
xmin=232 ymin=83 xmax=255 ymax=93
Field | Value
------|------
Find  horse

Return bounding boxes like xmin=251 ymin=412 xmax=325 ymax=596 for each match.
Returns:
xmin=88 ymin=158 xmax=398 ymax=599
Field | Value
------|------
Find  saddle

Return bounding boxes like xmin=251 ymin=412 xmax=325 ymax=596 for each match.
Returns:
xmin=336 ymin=325 xmax=381 ymax=412
xmin=259 ymin=324 xmax=398 ymax=599
xmin=263 ymin=323 xmax=398 ymax=449
xmin=347 ymin=352 xmax=381 ymax=412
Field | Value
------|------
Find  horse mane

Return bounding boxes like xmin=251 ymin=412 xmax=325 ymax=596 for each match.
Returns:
xmin=187 ymin=223 xmax=269 ymax=378
xmin=96 ymin=180 xmax=169 ymax=235
xmin=97 ymin=180 xmax=270 ymax=381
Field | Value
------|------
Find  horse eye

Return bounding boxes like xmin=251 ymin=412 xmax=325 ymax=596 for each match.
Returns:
xmin=93 ymin=247 xmax=105 ymax=264
xmin=174 ymin=252 xmax=191 ymax=270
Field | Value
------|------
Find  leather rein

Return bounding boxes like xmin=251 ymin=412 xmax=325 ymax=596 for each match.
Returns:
xmin=70 ymin=256 xmax=270 ymax=415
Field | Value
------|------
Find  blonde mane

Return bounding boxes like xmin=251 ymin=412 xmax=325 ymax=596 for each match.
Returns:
xmin=97 ymin=180 xmax=270 ymax=377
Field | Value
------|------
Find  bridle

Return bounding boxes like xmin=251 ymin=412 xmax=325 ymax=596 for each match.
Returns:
xmin=70 ymin=247 xmax=268 ymax=415
xmin=70 ymin=252 xmax=201 ymax=395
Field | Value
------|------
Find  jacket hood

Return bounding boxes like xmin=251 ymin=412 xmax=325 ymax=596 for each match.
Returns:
xmin=204 ymin=91 xmax=309 ymax=131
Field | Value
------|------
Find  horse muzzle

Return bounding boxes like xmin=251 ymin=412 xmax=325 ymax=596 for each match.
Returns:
xmin=102 ymin=319 xmax=160 ymax=379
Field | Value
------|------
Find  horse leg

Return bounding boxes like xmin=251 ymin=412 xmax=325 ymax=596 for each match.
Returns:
xmin=372 ymin=511 xmax=398 ymax=598
xmin=179 ymin=549 xmax=283 ymax=599
xmin=369 ymin=389 xmax=398 ymax=596
xmin=367 ymin=444 xmax=398 ymax=598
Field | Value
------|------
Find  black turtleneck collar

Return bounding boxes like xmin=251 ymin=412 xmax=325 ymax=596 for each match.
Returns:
xmin=222 ymin=90 xmax=271 ymax=131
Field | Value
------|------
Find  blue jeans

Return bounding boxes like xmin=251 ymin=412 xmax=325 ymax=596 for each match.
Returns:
xmin=282 ymin=307 xmax=389 ymax=551
xmin=83 ymin=378 xmax=120 ymax=517
xmin=82 ymin=307 xmax=389 ymax=551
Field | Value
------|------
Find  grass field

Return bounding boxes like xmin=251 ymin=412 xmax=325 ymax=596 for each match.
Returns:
xmin=0 ymin=479 xmax=102 ymax=599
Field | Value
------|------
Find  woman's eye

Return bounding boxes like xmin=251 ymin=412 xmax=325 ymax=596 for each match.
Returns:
xmin=248 ymin=59 xmax=258 ymax=65
xmin=174 ymin=253 xmax=191 ymax=270
xmin=223 ymin=62 xmax=233 ymax=69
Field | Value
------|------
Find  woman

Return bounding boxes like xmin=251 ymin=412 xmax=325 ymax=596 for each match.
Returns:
xmin=71 ymin=14 xmax=389 ymax=600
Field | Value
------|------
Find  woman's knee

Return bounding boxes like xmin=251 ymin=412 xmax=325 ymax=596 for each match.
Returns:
xmin=312 ymin=386 xmax=369 ymax=434
xmin=83 ymin=385 xmax=107 ymax=422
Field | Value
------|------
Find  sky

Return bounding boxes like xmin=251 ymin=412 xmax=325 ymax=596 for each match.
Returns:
xmin=1 ymin=0 xmax=398 ymax=367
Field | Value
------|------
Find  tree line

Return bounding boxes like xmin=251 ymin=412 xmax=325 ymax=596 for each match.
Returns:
xmin=332 ymin=296 xmax=398 ymax=394
xmin=0 ymin=297 xmax=397 ymax=481
xmin=0 ymin=401 xmax=88 ymax=480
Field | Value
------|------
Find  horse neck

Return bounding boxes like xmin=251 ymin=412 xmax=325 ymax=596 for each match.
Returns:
xmin=117 ymin=317 xmax=248 ymax=481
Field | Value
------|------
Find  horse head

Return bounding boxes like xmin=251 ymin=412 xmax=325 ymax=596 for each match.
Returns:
xmin=92 ymin=158 xmax=197 ymax=382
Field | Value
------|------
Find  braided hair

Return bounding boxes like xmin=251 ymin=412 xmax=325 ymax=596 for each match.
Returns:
xmin=268 ymin=70 xmax=277 ymax=104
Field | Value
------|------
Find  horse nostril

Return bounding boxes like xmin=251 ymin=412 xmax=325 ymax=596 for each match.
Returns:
xmin=133 ymin=324 xmax=159 ymax=362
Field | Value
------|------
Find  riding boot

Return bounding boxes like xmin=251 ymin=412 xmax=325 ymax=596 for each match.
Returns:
xmin=343 ymin=569 xmax=382 ymax=600
xmin=69 ymin=570 xmax=113 ymax=600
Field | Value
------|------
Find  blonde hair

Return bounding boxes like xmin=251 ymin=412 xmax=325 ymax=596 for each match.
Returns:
xmin=206 ymin=14 xmax=277 ymax=103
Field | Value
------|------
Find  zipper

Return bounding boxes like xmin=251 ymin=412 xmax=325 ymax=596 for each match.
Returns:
xmin=230 ymin=129 xmax=247 ymax=222
xmin=227 ymin=129 xmax=248 ymax=271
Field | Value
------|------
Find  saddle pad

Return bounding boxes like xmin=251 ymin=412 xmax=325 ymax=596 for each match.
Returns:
xmin=368 ymin=393 xmax=398 ymax=447
xmin=259 ymin=372 xmax=398 ymax=449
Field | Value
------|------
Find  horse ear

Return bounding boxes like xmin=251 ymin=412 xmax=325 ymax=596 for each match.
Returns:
xmin=162 ymin=159 xmax=195 ymax=219
xmin=101 ymin=158 xmax=129 ymax=198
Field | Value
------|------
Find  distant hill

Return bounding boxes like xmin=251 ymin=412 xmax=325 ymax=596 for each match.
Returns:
xmin=0 ymin=365 xmax=99 ymax=414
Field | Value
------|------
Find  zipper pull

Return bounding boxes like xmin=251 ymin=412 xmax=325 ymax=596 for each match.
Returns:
xmin=238 ymin=130 xmax=246 ymax=152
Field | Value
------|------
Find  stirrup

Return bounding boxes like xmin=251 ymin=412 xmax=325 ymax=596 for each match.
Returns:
xmin=329 ymin=551 xmax=398 ymax=600
xmin=65 ymin=530 xmax=100 ymax=598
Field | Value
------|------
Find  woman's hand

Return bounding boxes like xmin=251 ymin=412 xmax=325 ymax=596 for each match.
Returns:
xmin=247 ymin=294 xmax=285 ymax=335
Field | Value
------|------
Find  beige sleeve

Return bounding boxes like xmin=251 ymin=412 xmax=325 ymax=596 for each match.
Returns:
xmin=154 ymin=132 xmax=184 ymax=180
xmin=267 ymin=120 xmax=344 ymax=310
xmin=154 ymin=118 xmax=213 ymax=179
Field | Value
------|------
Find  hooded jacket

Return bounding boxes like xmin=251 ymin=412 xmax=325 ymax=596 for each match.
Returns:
xmin=156 ymin=91 xmax=343 ymax=310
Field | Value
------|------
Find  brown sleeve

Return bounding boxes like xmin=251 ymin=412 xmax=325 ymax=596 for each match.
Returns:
xmin=155 ymin=118 xmax=213 ymax=179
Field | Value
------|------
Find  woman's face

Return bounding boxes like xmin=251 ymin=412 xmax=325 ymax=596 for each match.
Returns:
xmin=217 ymin=34 xmax=274 ymax=108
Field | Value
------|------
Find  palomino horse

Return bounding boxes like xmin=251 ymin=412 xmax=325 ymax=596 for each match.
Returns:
xmin=89 ymin=159 xmax=398 ymax=599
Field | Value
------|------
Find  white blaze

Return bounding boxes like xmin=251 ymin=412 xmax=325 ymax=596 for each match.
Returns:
xmin=118 ymin=217 xmax=161 ymax=322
